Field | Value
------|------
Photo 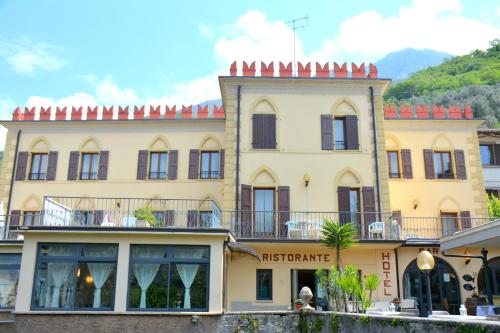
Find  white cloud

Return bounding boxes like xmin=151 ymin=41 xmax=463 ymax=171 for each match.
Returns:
xmin=95 ymin=77 xmax=141 ymax=105
xmin=0 ymin=37 xmax=64 ymax=75
xmin=198 ymin=23 xmax=215 ymax=39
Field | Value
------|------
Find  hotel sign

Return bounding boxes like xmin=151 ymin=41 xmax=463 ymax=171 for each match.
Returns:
xmin=261 ymin=253 xmax=331 ymax=263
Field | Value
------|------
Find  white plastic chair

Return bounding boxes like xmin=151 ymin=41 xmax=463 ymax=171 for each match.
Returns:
xmin=368 ymin=221 xmax=385 ymax=240
xmin=286 ymin=221 xmax=302 ymax=239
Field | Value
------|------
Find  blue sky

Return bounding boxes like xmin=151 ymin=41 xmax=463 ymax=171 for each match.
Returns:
xmin=0 ymin=0 xmax=499 ymax=125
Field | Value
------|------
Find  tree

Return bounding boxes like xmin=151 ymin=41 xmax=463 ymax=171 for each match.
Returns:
xmin=487 ymin=194 xmax=500 ymax=219
xmin=320 ymin=219 xmax=358 ymax=268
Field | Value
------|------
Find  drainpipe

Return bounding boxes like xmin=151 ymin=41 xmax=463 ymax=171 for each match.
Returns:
xmin=4 ymin=129 xmax=22 ymax=237
xmin=369 ymin=87 xmax=382 ymax=218
xmin=234 ymin=85 xmax=242 ymax=212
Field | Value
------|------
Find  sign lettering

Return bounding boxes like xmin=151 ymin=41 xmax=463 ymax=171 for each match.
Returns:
xmin=261 ymin=253 xmax=331 ymax=263
xmin=381 ymin=252 xmax=392 ymax=296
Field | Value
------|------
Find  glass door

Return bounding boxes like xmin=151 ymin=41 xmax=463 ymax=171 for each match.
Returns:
xmin=254 ymin=188 xmax=275 ymax=237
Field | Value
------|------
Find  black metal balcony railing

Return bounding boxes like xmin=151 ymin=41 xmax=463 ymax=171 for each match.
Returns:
xmin=200 ymin=171 xmax=220 ymax=179
xmin=149 ymin=171 xmax=167 ymax=179
xmin=388 ymin=172 xmax=401 ymax=179
xmin=79 ymin=172 xmax=97 ymax=180
xmin=29 ymin=172 xmax=46 ymax=180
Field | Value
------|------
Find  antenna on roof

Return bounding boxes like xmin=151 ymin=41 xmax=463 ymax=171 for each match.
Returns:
xmin=286 ymin=15 xmax=310 ymax=75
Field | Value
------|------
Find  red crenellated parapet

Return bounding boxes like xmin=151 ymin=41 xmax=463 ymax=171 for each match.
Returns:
xmin=165 ymin=105 xmax=176 ymax=119
xmin=149 ymin=105 xmax=161 ymax=119
xmin=243 ymin=61 xmax=256 ymax=76
xmin=134 ymin=105 xmax=145 ymax=120
xmin=297 ymin=62 xmax=311 ymax=78
xmin=279 ymin=62 xmax=292 ymax=77
xmin=197 ymin=105 xmax=209 ymax=118
xmin=384 ymin=105 xmax=397 ymax=118
xmin=71 ymin=106 xmax=82 ymax=120
xmin=230 ymin=61 xmax=237 ymax=76
xmin=334 ymin=62 xmax=347 ymax=78
xmin=432 ymin=105 xmax=445 ymax=119
xmin=24 ymin=106 xmax=36 ymax=120
xmin=400 ymin=104 xmax=413 ymax=118
xmin=368 ymin=63 xmax=378 ymax=79
xmin=213 ymin=105 xmax=224 ymax=119
xmin=181 ymin=105 xmax=192 ymax=119
xmin=55 ymin=106 xmax=67 ymax=121
xmin=464 ymin=105 xmax=473 ymax=119
xmin=448 ymin=105 xmax=462 ymax=119
xmin=118 ymin=106 xmax=129 ymax=120
xmin=87 ymin=106 xmax=98 ymax=120
xmin=351 ymin=63 xmax=366 ymax=78
xmin=316 ymin=62 xmax=329 ymax=78
xmin=103 ymin=106 xmax=114 ymax=120
xmin=416 ymin=104 xmax=429 ymax=118
xmin=261 ymin=62 xmax=274 ymax=77
xmin=12 ymin=107 xmax=23 ymax=121
xmin=40 ymin=106 xmax=52 ymax=121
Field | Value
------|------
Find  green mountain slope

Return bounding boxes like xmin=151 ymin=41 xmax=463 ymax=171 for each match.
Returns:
xmin=384 ymin=39 xmax=500 ymax=127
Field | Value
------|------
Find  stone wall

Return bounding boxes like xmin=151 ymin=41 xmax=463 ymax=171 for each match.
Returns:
xmin=0 ymin=312 xmax=499 ymax=333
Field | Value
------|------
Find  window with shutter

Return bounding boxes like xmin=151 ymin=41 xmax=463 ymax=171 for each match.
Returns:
xmin=337 ymin=187 xmax=350 ymax=225
xmin=200 ymin=151 xmax=221 ymax=179
xmin=401 ymin=149 xmax=413 ymax=179
xmin=219 ymin=149 xmax=225 ymax=179
xmin=29 ymin=153 xmax=48 ymax=180
xmin=277 ymin=186 xmax=290 ymax=238
xmin=454 ymin=150 xmax=467 ymax=180
xmin=334 ymin=118 xmax=346 ymax=150
xmin=67 ymin=151 xmax=80 ymax=180
xmin=240 ymin=184 xmax=252 ymax=237
xmin=136 ymin=150 xmax=148 ymax=180
xmin=479 ymin=144 xmax=494 ymax=165
xmin=149 ymin=152 xmax=168 ymax=179
xmin=362 ymin=187 xmax=376 ymax=237
xmin=97 ymin=151 xmax=109 ymax=180
xmin=80 ymin=153 xmax=99 ymax=180
xmin=494 ymin=144 xmax=500 ymax=166
xmin=188 ymin=149 xmax=200 ymax=179
xmin=46 ymin=151 xmax=58 ymax=181
xmin=434 ymin=151 xmax=453 ymax=179
xmin=187 ymin=210 xmax=198 ymax=228
xmin=460 ymin=211 xmax=471 ymax=230
xmin=320 ymin=115 xmax=333 ymax=150
xmin=345 ymin=115 xmax=359 ymax=150
xmin=423 ymin=149 xmax=435 ymax=179
xmin=167 ymin=150 xmax=178 ymax=180
xmin=15 ymin=152 xmax=29 ymax=181
xmin=387 ymin=151 xmax=401 ymax=178
xmin=252 ymin=114 xmax=276 ymax=149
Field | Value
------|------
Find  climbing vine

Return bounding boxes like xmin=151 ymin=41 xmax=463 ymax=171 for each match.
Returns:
xmin=297 ymin=311 xmax=325 ymax=333
xmin=234 ymin=314 xmax=260 ymax=333
xmin=456 ymin=323 xmax=487 ymax=333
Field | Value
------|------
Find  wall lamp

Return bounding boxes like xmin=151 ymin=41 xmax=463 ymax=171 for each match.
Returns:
xmin=303 ymin=173 xmax=311 ymax=187
xmin=412 ymin=199 xmax=420 ymax=210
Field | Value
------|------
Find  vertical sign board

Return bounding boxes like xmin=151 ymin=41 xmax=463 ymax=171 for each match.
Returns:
xmin=376 ymin=250 xmax=397 ymax=299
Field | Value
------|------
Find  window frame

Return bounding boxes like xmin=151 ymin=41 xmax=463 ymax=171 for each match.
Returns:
xmin=0 ymin=253 xmax=22 ymax=309
xmin=80 ymin=153 xmax=99 ymax=180
xmin=29 ymin=153 xmax=48 ymax=181
xmin=256 ymin=269 xmax=273 ymax=301
xmin=23 ymin=210 xmax=41 ymax=226
xmin=126 ymin=244 xmax=210 ymax=312
xmin=440 ymin=212 xmax=459 ymax=237
xmin=31 ymin=243 xmax=118 ymax=311
xmin=433 ymin=151 xmax=454 ymax=179
xmin=252 ymin=114 xmax=277 ymax=150
xmin=387 ymin=151 xmax=401 ymax=178
xmin=334 ymin=117 xmax=346 ymax=150
xmin=149 ymin=151 xmax=169 ymax=180
xmin=199 ymin=151 xmax=220 ymax=179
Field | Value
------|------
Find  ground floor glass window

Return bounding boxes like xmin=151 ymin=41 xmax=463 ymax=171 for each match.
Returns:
xmin=0 ymin=254 xmax=21 ymax=308
xmin=32 ymin=244 xmax=117 ymax=310
xmin=128 ymin=245 xmax=209 ymax=311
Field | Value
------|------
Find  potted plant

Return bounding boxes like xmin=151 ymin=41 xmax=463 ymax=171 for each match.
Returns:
xmin=294 ymin=299 xmax=305 ymax=310
xmin=392 ymin=297 xmax=401 ymax=311
xmin=134 ymin=204 xmax=158 ymax=227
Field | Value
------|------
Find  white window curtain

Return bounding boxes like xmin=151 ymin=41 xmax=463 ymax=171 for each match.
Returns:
xmin=403 ymin=273 xmax=411 ymax=298
xmin=0 ymin=270 xmax=17 ymax=307
xmin=46 ymin=246 xmax=75 ymax=308
xmin=132 ymin=247 xmax=167 ymax=308
xmin=175 ymin=248 xmax=206 ymax=309
xmin=83 ymin=246 xmax=116 ymax=308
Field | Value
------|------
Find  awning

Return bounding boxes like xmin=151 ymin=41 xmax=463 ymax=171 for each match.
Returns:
xmin=440 ymin=219 xmax=500 ymax=251
xmin=227 ymin=242 xmax=261 ymax=261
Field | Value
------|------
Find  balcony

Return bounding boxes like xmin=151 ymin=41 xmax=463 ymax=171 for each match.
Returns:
xmin=0 ymin=196 xmax=494 ymax=241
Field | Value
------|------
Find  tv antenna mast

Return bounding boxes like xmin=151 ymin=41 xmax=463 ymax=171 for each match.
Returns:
xmin=286 ymin=15 xmax=310 ymax=74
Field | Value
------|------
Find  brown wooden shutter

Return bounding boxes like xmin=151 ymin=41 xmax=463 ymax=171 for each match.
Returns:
xmin=494 ymin=144 xmax=500 ymax=166
xmin=219 ymin=149 xmax=225 ymax=179
xmin=320 ymin=115 xmax=334 ymax=150
xmin=241 ymin=184 xmax=252 ymax=237
xmin=188 ymin=149 xmax=200 ymax=179
xmin=277 ymin=186 xmax=290 ymax=238
xmin=93 ymin=210 xmax=104 ymax=226
xmin=423 ymin=149 xmax=435 ymax=179
xmin=168 ymin=150 xmax=178 ymax=180
xmin=401 ymin=149 xmax=413 ymax=179
xmin=454 ymin=150 xmax=467 ymax=180
xmin=345 ymin=116 xmax=359 ymax=150
xmin=67 ymin=151 xmax=80 ymax=180
xmin=9 ymin=210 xmax=21 ymax=226
xmin=46 ymin=151 xmax=58 ymax=181
xmin=97 ymin=151 xmax=109 ymax=180
xmin=187 ymin=210 xmax=198 ymax=228
xmin=136 ymin=150 xmax=148 ymax=180
xmin=253 ymin=114 xmax=276 ymax=149
xmin=164 ymin=210 xmax=175 ymax=227
xmin=266 ymin=114 xmax=277 ymax=149
xmin=460 ymin=211 xmax=471 ymax=230
xmin=362 ymin=187 xmax=376 ymax=237
xmin=15 ymin=152 xmax=29 ymax=181
xmin=337 ymin=186 xmax=350 ymax=225
xmin=252 ymin=115 xmax=264 ymax=149
xmin=392 ymin=210 xmax=402 ymax=226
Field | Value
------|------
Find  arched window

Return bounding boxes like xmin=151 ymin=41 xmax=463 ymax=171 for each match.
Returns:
xmin=477 ymin=256 xmax=500 ymax=296
xmin=251 ymin=98 xmax=277 ymax=149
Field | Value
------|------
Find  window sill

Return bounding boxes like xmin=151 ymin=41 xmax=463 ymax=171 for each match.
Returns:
xmin=255 ymin=300 xmax=273 ymax=303
xmin=16 ymin=310 xmax=219 ymax=315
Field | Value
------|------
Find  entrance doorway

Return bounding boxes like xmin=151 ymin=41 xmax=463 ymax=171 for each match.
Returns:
xmin=402 ymin=257 xmax=461 ymax=314
xmin=291 ymin=269 xmax=328 ymax=310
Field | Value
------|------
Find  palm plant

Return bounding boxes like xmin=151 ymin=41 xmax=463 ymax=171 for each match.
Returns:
xmin=320 ymin=219 xmax=358 ymax=268
xmin=363 ymin=273 xmax=380 ymax=309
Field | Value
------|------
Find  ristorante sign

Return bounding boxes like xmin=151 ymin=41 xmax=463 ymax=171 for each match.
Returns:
xmin=261 ymin=253 xmax=331 ymax=263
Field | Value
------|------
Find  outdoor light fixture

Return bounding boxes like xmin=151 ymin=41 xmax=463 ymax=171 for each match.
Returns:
xmin=412 ymin=199 xmax=419 ymax=210
xmin=417 ymin=250 xmax=435 ymax=316
xmin=464 ymin=248 xmax=472 ymax=265
xmin=303 ymin=173 xmax=311 ymax=187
